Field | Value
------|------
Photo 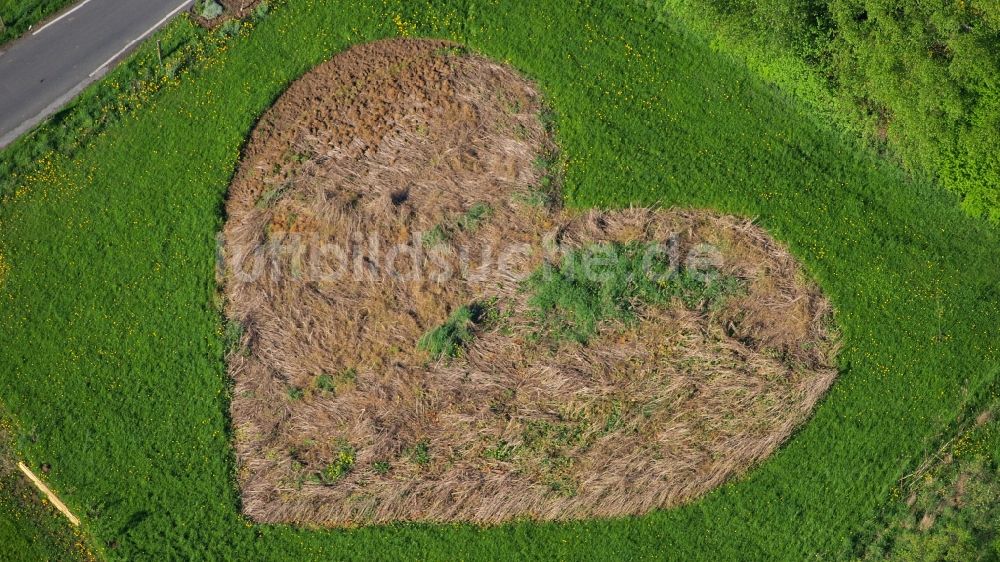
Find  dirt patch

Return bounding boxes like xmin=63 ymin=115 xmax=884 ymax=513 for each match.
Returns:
xmin=191 ymin=0 xmax=265 ymax=28
xmin=221 ymin=38 xmax=839 ymax=525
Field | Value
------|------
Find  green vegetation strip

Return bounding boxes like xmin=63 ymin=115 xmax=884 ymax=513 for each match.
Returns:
xmin=418 ymin=243 xmax=742 ymax=357
xmin=0 ymin=0 xmax=74 ymax=45
xmin=0 ymin=0 xmax=997 ymax=559
xmin=526 ymin=242 xmax=742 ymax=344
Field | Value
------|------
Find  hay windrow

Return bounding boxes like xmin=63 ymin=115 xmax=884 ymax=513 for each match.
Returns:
xmin=221 ymin=38 xmax=840 ymax=525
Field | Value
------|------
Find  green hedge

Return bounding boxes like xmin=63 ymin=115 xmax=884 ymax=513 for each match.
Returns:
xmin=661 ymin=0 xmax=1000 ymax=223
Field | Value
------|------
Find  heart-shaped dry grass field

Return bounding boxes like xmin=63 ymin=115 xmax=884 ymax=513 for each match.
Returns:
xmin=221 ymin=38 xmax=839 ymax=526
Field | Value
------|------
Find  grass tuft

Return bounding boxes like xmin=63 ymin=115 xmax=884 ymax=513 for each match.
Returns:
xmin=320 ymin=443 xmax=356 ymax=484
xmin=408 ymin=440 xmax=431 ymax=467
xmin=417 ymin=299 xmax=500 ymax=360
xmin=314 ymin=368 xmax=356 ymax=394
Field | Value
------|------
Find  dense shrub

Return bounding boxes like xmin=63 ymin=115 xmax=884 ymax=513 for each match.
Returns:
xmin=830 ymin=0 xmax=1000 ymax=222
xmin=675 ymin=0 xmax=1000 ymax=223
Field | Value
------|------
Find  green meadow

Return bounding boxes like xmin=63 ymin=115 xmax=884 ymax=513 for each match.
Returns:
xmin=0 ymin=0 xmax=997 ymax=559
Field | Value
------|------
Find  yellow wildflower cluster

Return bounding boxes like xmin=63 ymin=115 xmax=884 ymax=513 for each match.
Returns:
xmin=393 ymin=13 xmax=416 ymax=37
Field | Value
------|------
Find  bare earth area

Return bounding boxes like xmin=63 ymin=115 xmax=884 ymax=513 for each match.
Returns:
xmin=221 ymin=38 xmax=840 ymax=525
xmin=193 ymin=0 xmax=264 ymax=26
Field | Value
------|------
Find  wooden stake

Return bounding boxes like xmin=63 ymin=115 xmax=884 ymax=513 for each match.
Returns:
xmin=17 ymin=462 xmax=80 ymax=526
xmin=156 ymin=39 xmax=163 ymax=67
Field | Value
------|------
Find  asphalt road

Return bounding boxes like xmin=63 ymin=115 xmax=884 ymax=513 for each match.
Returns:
xmin=0 ymin=0 xmax=193 ymax=149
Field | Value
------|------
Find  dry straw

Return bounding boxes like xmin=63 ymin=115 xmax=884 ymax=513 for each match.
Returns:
xmin=221 ymin=38 xmax=839 ymax=525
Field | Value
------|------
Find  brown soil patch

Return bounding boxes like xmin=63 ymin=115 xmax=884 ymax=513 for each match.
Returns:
xmin=221 ymin=38 xmax=839 ymax=525
xmin=192 ymin=0 xmax=263 ymax=28
xmin=217 ymin=0 xmax=262 ymax=18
